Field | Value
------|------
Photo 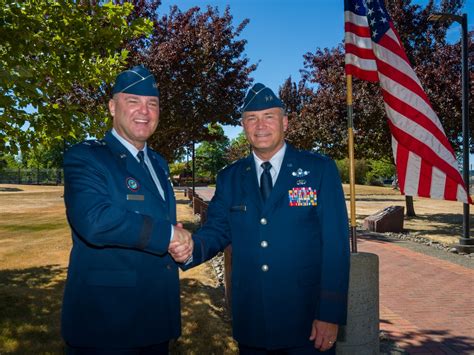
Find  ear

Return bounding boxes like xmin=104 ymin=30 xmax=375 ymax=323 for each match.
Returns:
xmin=108 ymin=99 xmax=115 ymax=117
xmin=283 ymin=115 xmax=289 ymax=132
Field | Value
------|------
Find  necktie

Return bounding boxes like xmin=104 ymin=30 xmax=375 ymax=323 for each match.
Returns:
xmin=260 ymin=161 xmax=273 ymax=201
xmin=138 ymin=151 xmax=166 ymax=200
xmin=137 ymin=151 xmax=154 ymax=182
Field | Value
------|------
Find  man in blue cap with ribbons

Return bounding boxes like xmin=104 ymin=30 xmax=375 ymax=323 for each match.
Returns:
xmin=62 ymin=65 xmax=193 ymax=354
xmin=171 ymin=83 xmax=350 ymax=354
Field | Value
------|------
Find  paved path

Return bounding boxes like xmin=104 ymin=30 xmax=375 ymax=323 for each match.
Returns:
xmin=359 ymin=236 xmax=474 ymax=354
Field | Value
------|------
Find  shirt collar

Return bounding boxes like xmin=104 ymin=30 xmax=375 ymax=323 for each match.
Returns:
xmin=253 ymin=143 xmax=287 ymax=171
xmin=111 ymin=128 xmax=148 ymax=160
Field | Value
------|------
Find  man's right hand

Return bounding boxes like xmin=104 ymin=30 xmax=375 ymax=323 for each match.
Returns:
xmin=168 ymin=223 xmax=193 ymax=263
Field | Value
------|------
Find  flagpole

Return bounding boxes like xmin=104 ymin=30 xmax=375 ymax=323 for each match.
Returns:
xmin=347 ymin=74 xmax=357 ymax=253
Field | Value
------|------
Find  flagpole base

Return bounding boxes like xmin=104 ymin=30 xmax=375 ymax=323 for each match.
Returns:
xmin=454 ymin=237 xmax=474 ymax=254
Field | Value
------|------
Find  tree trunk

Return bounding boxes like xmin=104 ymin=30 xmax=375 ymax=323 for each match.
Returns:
xmin=405 ymin=195 xmax=416 ymax=217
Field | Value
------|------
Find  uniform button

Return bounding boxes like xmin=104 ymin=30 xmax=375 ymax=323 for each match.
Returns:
xmin=260 ymin=218 xmax=267 ymax=225
xmin=261 ymin=240 xmax=268 ymax=248
xmin=166 ymin=264 xmax=172 ymax=270
xmin=261 ymin=264 xmax=269 ymax=272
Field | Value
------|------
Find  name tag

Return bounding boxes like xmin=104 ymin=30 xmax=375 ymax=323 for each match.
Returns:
xmin=288 ymin=187 xmax=317 ymax=206
xmin=127 ymin=194 xmax=144 ymax=201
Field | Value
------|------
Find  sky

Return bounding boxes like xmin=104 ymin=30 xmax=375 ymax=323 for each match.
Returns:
xmin=159 ymin=0 xmax=474 ymax=164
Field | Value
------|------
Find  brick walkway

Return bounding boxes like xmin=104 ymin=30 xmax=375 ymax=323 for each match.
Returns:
xmin=359 ymin=236 xmax=474 ymax=354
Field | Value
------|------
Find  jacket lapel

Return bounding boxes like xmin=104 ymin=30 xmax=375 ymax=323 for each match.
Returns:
xmin=104 ymin=132 xmax=164 ymax=202
xmin=240 ymin=155 xmax=263 ymax=211
xmin=149 ymin=154 xmax=170 ymax=203
xmin=262 ymin=144 xmax=297 ymax=214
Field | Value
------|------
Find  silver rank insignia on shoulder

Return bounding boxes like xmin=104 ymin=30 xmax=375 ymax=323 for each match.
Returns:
xmin=291 ymin=168 xmax=309 ymax=177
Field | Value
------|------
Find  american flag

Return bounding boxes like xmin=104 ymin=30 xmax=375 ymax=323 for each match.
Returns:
xmin=344 ymin=0 xmax=471 ymax=204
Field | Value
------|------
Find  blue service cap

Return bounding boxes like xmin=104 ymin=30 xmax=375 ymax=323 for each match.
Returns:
xmin=112 ymin=65 xmax=159 ymax=97
xmin=242 ymin=83 xmax=284 ymax=112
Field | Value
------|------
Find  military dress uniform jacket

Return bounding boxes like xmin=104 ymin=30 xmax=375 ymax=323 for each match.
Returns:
xmin=187 ymin=144 xmax=350 ymax=350
xmin=61 ymin=131 xmax=180 ymax=348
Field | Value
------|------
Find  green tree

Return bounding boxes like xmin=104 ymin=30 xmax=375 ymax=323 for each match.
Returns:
xmin=0 ymin=153 xmax=21 ymax=169
xmin=0 ymin=0 xmax=153 ymax=154
xmin=22 ymin=140 xmax=77 ymax=169
xmin=365 ymin=159 xmax=397 ymax=186
xmin=226 ymin=131 xmax=250 ymax=162
xmin=195 ymin=124 xmax=229 ymax=180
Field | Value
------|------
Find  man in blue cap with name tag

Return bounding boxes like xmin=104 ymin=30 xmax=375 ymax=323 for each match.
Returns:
xmin=62 ymin=65 xmax=193 ymax=354
xmin=171 ymin=83 xmax=350 ymax=354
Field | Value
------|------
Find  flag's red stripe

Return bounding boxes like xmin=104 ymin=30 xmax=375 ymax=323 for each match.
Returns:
xmin=345 ymin=64 xmax=379 ymax=82
xmin=418 ymin=159 xmax=432 ymax=197
xmin=381 ymin=89 xmax=454 ymax=154
xmin=395 ymin=142 xmax=409 ymax=195
xmin=386 ymin=23 xmax=411 ymax=63
xmin=345 ymin=22 xmax=371 ymax=38
xmin=377 ymin=32 xmax=411 ymax=65
xmin=444 ymin=176 xmax=458 ymax=201
xmin=376 ymin=59 xmax=432 ymax=108
xmin=345 ymin=43 xmax=376 ymax=60
xmin=388 ymin=121 xmax=466 ymax=188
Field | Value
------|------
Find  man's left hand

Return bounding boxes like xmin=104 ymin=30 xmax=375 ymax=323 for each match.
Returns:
xmin=309 ymin=319 xmax=338 ymax=351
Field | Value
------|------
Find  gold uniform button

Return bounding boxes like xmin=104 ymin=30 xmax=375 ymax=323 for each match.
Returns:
xmin=260 ymin=218 xmax=267 ymax=225
xmin=261 ymin=264 xmax=269 ymax=272
xmin=261 ymin=240 xmax=268 ymax=248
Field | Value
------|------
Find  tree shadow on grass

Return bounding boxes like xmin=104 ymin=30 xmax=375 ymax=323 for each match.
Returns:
xmin=176 ymin=199 xmax=192 ymax=205
xmin=0 ymin=187 xmax=23 ymax=192
xmin=0 ymin=265 xmax=66 ymax=354
xmin=171 ymin=277 xmax=237 ymax=355
xmin=412 ymin=213 xmax=474 ymax=235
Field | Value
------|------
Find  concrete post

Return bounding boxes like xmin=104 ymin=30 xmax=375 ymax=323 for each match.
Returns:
xmin=337 ymin=252 xmax=380 ymax=355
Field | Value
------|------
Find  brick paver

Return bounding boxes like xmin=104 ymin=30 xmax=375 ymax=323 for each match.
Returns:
xmin=359 ymin=237 xmax=474 ymax=354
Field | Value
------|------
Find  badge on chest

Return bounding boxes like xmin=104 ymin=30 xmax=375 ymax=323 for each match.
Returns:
xmin=288 ymin=187 xmax=317 ymax=206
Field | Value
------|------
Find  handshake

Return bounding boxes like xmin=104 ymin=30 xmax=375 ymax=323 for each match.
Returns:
xmin=169 ymin=223 xmax=194 ymax=263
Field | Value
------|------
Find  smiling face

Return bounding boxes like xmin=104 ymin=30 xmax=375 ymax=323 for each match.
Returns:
xmin=109 ymin=93 xmax=160 ymax=150
xmin=241 ymin=107 xmax=288 ymax=161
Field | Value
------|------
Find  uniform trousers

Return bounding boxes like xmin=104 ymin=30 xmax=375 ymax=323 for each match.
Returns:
xmin=64 ymin=341 xmax=169 ymax=355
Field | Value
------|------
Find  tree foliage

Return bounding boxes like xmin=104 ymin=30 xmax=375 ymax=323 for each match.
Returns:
xmin=291 ymin=0 xmax=472 ymax=160
xmin=0 ymin=0 xmax=153 ymax=154
xmin=195 ymin=124 xmax=229 ymax=179
xmin=132 ymin=5 xmax=256 ymax=161
xmin=226 ymin=131 xmax=250 ymax=162
xmin=278 ymin=76 xmax=315 ymax=151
